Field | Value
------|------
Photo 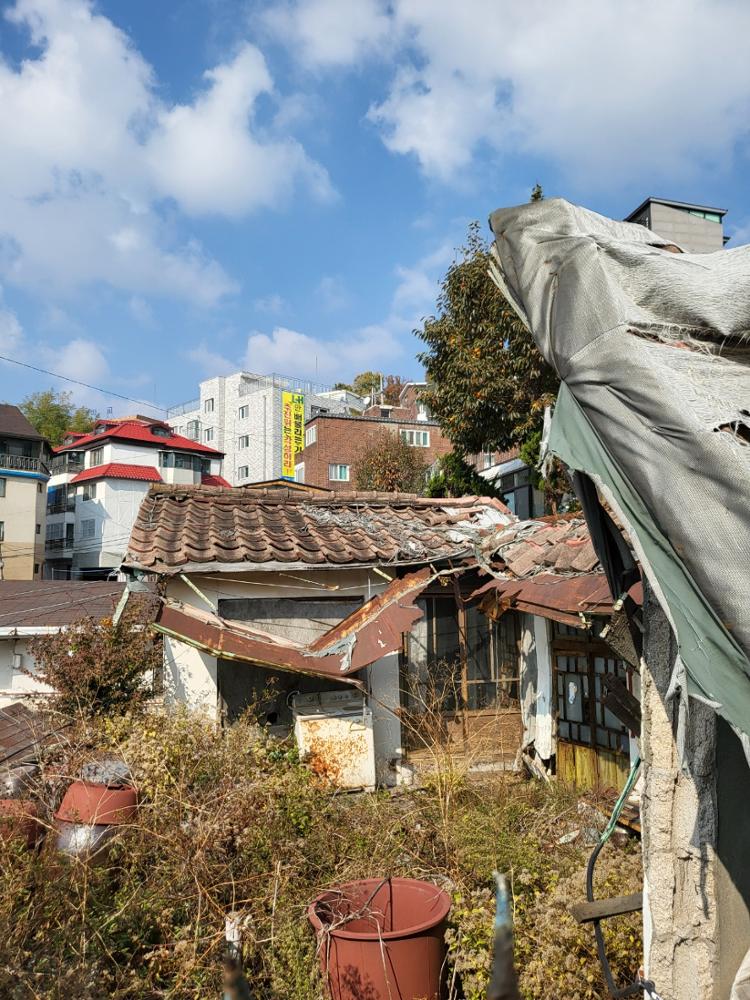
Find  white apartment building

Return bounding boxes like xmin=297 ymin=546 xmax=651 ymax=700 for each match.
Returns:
xmin=167 ymin=371 xmax=364 ymax=485
xmin=45 ymin=416 xmax=225 ymax=580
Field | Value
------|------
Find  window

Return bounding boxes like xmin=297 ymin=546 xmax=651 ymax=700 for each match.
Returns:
xmin=0 ymin=478 xmax=5 ymax=497
xmin=90 ymin=447 xmax=103 ymax=467
xmin=238 ymin=405 xmax=248 ymax=420
xmin=82 ymin=482 xmax=98 ymax=501
xmin=46 ymin=522 xmax=63 ymax=540
xmin=81 ymin=518 xmax=96 ymax=539
xmin=0 ymin=521 xmax=4 ymax=541
xmin=151 ymin=425 xmax=171 ymax=438
xmin=204 ymin=428 xmax=214 ymax=443
xmin=237 ymin=465 xmax=249 ymax=479
xmin=416 ymin=401 xmax=430 ymax=422
xmin=400 ymin=429 xmax=430 ymax=447
xmin=34 ymin=563 xmax=39 ymax=575
xmin=295 ymin=462 xmax=305 ymax=482
xmin=186 ymin=420 xmax=200 ymax=440
xmin=482 ymin=451 xmax=494 ymax=469
xmin=37 ymin=482 xmax=43 ymax=493
xmin=204 ymin=398 xmax=214 ymax=413
xmin=35 ymin=523 xmax=40 ymax=535
xmin=328 ymin=463 xmax=350 ymax=482
xmin=552 ymin=621 xmax=630 ymax=754
xmin=238 ymin=435 xmax=249 ymax=449
xmin=305 ymin=425 xmax=317 ymax=447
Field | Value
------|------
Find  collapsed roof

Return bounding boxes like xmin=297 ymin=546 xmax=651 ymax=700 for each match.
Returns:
xmin=124 ymin=485 xmax=512 ymax=574
xmin=488 ymin=197 xmax=750 ymax=741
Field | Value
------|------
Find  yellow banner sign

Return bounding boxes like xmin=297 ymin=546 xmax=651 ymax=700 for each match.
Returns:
xmin=281 ymin=391 xmax=305 ymax=480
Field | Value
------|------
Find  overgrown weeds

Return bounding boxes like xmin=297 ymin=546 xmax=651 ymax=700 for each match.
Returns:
xmin=0 ymin=707 xmax=642 ymax=998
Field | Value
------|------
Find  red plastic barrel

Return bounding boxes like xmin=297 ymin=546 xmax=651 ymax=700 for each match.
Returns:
xmin=308 ymin=877 xmax=451 ymax=1000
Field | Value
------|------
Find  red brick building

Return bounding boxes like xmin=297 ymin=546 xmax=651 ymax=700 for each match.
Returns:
xmin=297 ymin=382 xmax=452 ymax=491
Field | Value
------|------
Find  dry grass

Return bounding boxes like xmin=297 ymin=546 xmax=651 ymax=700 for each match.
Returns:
xmin=0 ymin=707 xmax=642 ymax=999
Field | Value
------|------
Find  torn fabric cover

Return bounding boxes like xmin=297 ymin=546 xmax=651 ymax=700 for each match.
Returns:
xmin=489 ymin=198 xmax=750 ymax=740
xmin=153 ymin=568 xmax=431 ymax=682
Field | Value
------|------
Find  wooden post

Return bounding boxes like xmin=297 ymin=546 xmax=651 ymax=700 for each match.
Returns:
xmin=453 ymin=578 xmax=470 ymax=758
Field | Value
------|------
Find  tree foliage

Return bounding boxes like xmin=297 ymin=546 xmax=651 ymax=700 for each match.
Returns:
xmin=27 ymin=596 xmax=160 ymax=718
xmin=353 ymin=430 xmax=428 ymax=493
xmin=382 ymin=374 xmax=407 ymax=405
xmin=416 ymin=221 xmax=559 ymax=457
xmin=352 ymin=371 xmax=382 ymax=400
xmin=425 ymin=451 xmax=504 ymax=500
xmin=20 ymin=389 xmax=97 ymax=446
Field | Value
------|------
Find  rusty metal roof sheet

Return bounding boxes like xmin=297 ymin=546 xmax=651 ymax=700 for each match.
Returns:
xmin=154 ymin=568 xmax=433 ymax=679
xmin=124 ymin=486 xmax=511 ymax=574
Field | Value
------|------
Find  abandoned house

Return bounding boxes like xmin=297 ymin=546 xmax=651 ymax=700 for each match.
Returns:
xmin=120 ymin=484 xmax=641 ymax=794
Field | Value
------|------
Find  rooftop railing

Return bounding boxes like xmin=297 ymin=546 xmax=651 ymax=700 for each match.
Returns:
xmin=166 ymin=398 xmax=200 ymax=418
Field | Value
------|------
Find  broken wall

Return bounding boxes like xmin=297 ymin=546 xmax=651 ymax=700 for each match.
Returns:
xmin=641 ymin=582 xmax=750 ymax=999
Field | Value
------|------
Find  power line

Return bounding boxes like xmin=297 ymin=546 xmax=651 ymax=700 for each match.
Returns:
xmin=0 ymin=353 xmax=167 ymax=414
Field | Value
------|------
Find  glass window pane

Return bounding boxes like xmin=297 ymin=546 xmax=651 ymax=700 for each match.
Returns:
xmin=559 ymin=721 xmax=570 ymax=739
xmin=580 ymin=725 xmax=591 ymax=744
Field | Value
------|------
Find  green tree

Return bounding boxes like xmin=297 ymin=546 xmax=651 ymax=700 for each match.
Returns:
xmin=353 ymin=431 xmax=428 ymax=493
xmin=332 ymin=382 xmax=353 ymax=392
xmin=20 ymin=389 xmax=97 ymax=446
xmin=425 ymin=451 xmax=505 ymax=500
xmin=416 ymin=186 xmax=564 ymax=511
xmin=352 ymin=371 xmax=382 ymax=401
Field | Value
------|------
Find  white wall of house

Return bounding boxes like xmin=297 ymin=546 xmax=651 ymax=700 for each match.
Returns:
xmin=161 ymin=568 xmax=406 ymax=783
xmin=167 ymin=371 xmax=364 ymax=486
xmin=0 ymin=629 xmax=55 ymax=708
xmin=74 ymin=480 xmax=152 ymax=572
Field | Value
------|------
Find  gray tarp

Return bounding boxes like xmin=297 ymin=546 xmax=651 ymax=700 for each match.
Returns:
xmin=488 ymin=198 xmax=750 ymax=740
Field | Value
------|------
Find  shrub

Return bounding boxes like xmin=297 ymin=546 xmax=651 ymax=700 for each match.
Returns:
xmin=26 ymin=596 xmax=160 ymax=719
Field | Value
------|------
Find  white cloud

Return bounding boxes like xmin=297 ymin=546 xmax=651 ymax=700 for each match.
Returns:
xmin=0 ymin=306 xmax=23 ymax=355
xmin=44 ymin=337 xmax=109 ymax=384
xmin=145 ymin=44 xmax=334 ymax=216
xmin=186 ymin=343 xmax=237 ymax=376
xmin=392 ymin=243 xmax=452 ymax=312
xmin=253 ymin=293 xmax=288 ymax=315
xmin=129 ymin=296 xmax=155 ymax=328
xmin=275 ymin=0 xmax=750 ymax=185
xmin=316 ymin=274 xmax=349 ymax=311
xmin=0 ymin=0 xmax=333 ymax=303
xmin=244 ymin=323 xmax=404 ymax=382
xmin=263 ymin=0 xmax=392 ymax=68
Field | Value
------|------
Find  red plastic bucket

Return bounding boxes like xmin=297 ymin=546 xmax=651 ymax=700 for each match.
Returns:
xmin=308 ymin=877 xmax=451 ymax=1000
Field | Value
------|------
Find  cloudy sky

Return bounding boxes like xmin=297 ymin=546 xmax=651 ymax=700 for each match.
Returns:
xmin=1 ymin=0 xmax=749 ymax=417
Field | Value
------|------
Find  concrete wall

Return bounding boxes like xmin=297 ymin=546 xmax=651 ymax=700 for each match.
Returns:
xmin=0 ymin=633 xmax=54 ymax=707
xmin=649 ymin=203 xmax=724 ymax=253
xmin=0 ymin=471 xmax=47 ymax=580
xmin=640 ymin=582 xmax=750 ymax=999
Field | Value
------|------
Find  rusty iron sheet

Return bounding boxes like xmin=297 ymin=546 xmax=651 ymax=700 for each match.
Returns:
xmin=473 ymin=573 xmax=633 ymax=627
xmin=154 ymin=568 xmax=432 ymax=679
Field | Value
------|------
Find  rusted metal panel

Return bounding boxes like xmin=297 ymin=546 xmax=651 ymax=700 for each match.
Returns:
xmin=475 ymin=573 xmax=620 ymax=626
xmin=154 ymin=568 xmax=432 ymax=680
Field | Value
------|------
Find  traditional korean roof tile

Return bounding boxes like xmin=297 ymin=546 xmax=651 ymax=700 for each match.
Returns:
xmin=71 ymin=463 xmax=162 ymax=484
xmin=485 ymin=514 xmax=600 ymax=577
xmin=124 ymin=485 xmax=512 ymax=574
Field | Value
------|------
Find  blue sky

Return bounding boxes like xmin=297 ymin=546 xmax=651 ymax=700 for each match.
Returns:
xmin=1 ymin=0 xmax=750 ymax=419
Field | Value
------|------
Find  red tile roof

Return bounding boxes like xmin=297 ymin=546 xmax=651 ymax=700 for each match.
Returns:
xmin=201 ymin=473 xmax=231 ymax=487
xmin=124 ymin=486 xmax=512 ymax=573
xmin=71 ymin=463 xmax=162 ymax=484
xmin=57 ymin=419 xmax=222 ymax=456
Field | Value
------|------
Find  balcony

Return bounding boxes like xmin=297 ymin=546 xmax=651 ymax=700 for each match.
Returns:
xmin=50 ymin=455 xmax=84 ymax=475
xmin=45 ymin=538 xmax=73 ymax=554
xmin=0 ymin=453 xmax=49 ymax=475
xmin=47 ymin=499 xmax=76 ymax=515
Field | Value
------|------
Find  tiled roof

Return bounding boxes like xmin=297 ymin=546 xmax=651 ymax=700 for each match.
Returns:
xmin=485 ymin=514 xmax=600 ymax=577
xmin=0 ymin=581 xmax=127 ymax=628
xmin=201 ymin=473 xmax=231 ymax=487
xmin=71 ymin=463 xmax=162 ymax=484
xmin=56 ymin=419 xmax=222 ymax=456
xmin=0 ymin=404 xmax=45 ymax=441
xmin=125 ymin=485 xmax=512 ymax=573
